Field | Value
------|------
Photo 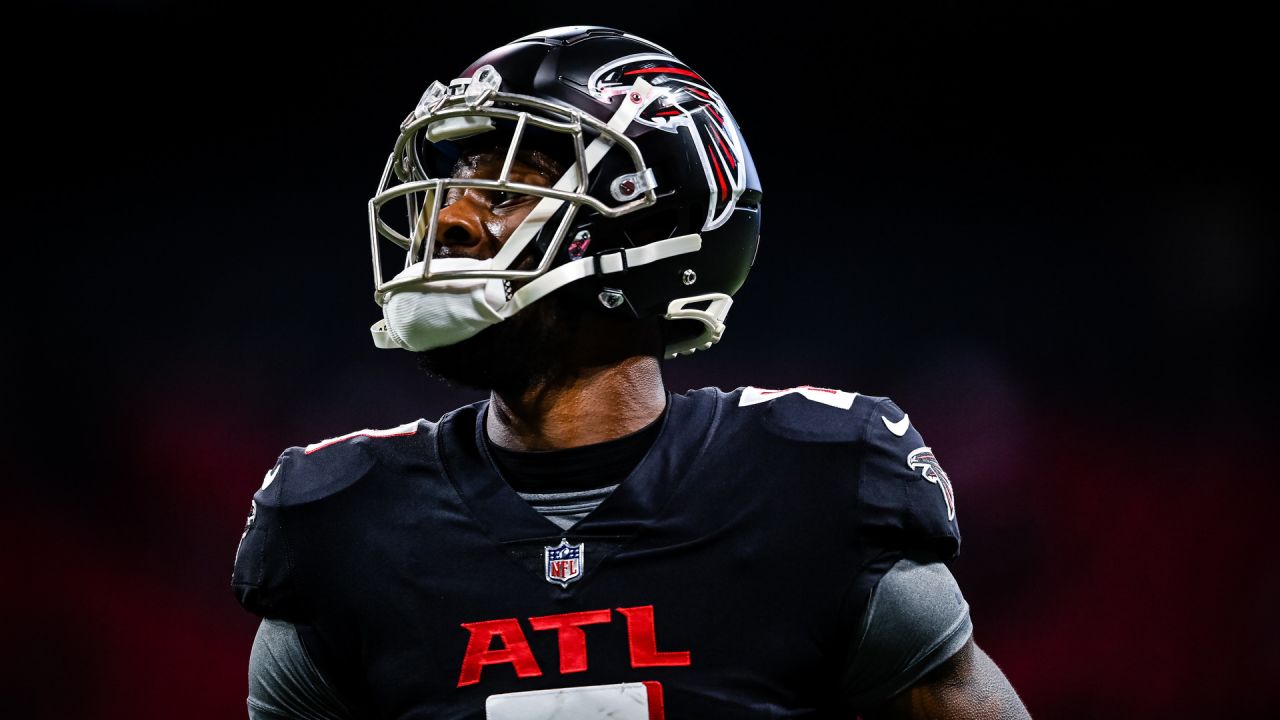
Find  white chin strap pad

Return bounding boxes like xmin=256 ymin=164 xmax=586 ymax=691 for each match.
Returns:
xmin=371 ymin=234 xmax=704 ymax=352
xmin=378 ymin=258 xmax=507 ymax=351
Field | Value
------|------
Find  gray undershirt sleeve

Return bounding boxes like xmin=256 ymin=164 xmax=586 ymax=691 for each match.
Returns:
xmin=844 ymin=553 xmax=974 ymax=711
xmin=248 ymin=618 xmax=356 ymax=720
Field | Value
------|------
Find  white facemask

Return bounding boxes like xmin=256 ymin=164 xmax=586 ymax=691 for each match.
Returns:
xmin=380 ymin=258 xmax=510 ymax=351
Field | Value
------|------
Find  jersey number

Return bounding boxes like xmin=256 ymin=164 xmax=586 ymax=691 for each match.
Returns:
xmin=738 ymin=385 xmax=857 ymax=409
xmin=486 ymin=681 xmax=665 ymax=720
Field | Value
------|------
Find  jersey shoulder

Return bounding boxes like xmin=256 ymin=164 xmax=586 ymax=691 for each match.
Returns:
xmin=701 ymin=384 xmax=961 ymax=558
xmin=231 ymin=418 xmax=432 ymax=619
xmin=703 ymin=383 xmax=893 ymax=444
xmin=254 ymin=419 xmax=425 ymax=509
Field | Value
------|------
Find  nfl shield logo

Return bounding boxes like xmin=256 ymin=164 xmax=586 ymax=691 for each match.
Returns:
xmin=544 ymin=538 xmax=585 ymax=587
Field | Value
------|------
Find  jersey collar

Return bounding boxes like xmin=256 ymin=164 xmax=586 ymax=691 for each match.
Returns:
xmin=437 ymin=389 xmax=720 ymax=544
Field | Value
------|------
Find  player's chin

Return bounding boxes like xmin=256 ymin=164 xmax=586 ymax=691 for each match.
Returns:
xmin=416 ymin=296 xmax=577 ymax=395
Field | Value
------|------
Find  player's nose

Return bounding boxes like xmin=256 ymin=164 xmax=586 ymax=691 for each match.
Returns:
xmin=433 ymin=196 xmax=488 ymax=258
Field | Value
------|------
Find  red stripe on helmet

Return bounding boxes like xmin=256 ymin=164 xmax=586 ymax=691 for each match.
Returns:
xmin=707 ymin=142 xmax=727 ymax=198
xmin=624 ymin=66 xmax=704 ymax=80
xmin=711 ymin=123 xmax=737 ymax=169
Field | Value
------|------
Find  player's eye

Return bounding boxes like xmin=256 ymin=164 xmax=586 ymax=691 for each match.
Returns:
xmin=491 ymin=190 xmax=528 ymax=209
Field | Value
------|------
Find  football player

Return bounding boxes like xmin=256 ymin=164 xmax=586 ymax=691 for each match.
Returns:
xmin=232 ymin=26 xmax=1031 ymax=719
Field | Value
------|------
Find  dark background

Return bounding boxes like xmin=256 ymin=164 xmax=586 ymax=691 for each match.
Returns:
xmin=5 ymin=1 xmax=1275 ymax=717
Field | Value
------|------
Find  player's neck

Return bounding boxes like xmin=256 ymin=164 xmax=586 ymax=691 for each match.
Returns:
xmin=486 ymin=354 xmax=665 ymax=451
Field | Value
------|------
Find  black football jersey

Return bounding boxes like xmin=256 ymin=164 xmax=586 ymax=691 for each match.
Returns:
xmin=232 ymin=386 xmax=961 ymax=719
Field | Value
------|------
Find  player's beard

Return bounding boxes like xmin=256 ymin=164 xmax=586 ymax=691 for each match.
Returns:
xmin=415 ymin=291 xmax=583 ymax=397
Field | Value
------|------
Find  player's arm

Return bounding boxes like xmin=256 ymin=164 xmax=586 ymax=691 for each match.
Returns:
xmin=863 ymin=636 xmax=1031 ymax=720
xmin=846 ymin=553 xmax=1030 ymax=719
xmin=248 ymin=617 xmax=357 ymax=720
xmin=234 ymin=448 xmax=378 ymax=719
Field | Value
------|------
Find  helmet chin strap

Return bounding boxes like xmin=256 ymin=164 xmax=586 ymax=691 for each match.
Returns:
xmin=501 ymin=233 xmax=702 ymax=316
xmin=371 ymin=233 xmax=704 ymax=350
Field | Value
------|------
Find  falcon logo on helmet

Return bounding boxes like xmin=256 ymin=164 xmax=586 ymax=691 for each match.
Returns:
xmin=588 ymin=54 xmax=747 ymax=231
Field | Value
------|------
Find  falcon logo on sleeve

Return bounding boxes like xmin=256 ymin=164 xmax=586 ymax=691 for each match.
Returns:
xmin=907 ymin=447 xmax=956 ymax=521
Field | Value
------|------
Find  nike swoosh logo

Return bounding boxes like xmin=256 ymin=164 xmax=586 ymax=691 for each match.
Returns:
xmin=260 ymin=464 xmax=280 ymax=491
xmin=882 ymin=413 xmax=910 ymax=437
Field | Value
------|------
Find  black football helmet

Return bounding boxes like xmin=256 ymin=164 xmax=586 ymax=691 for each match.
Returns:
xmin=369 ymin=25 xmax=762 ymax=358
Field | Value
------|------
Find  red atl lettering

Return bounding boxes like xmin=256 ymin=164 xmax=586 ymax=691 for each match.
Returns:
xmin=457 ymin=605 xmax=691 ymax=687
xmin=528 ymin=609 xmax=612 ymax=673
xmin=456 ymin=619 xmax=542 ymax=687
xmin=618 ymin=605 xmax=692 ymax=668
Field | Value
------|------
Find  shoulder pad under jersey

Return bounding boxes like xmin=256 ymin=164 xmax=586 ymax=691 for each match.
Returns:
xmin=854 ymin=394 xmax=961 ymax=560
xmin=261 ymin=420 xmax=421 ymax=508
xmin=732 ymin=384 xmax=865 ymax=442
xmin=231 ymin=420 xmax=423 ymax=618
xmin=729 ymin=386 xmax=961 ymax=559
